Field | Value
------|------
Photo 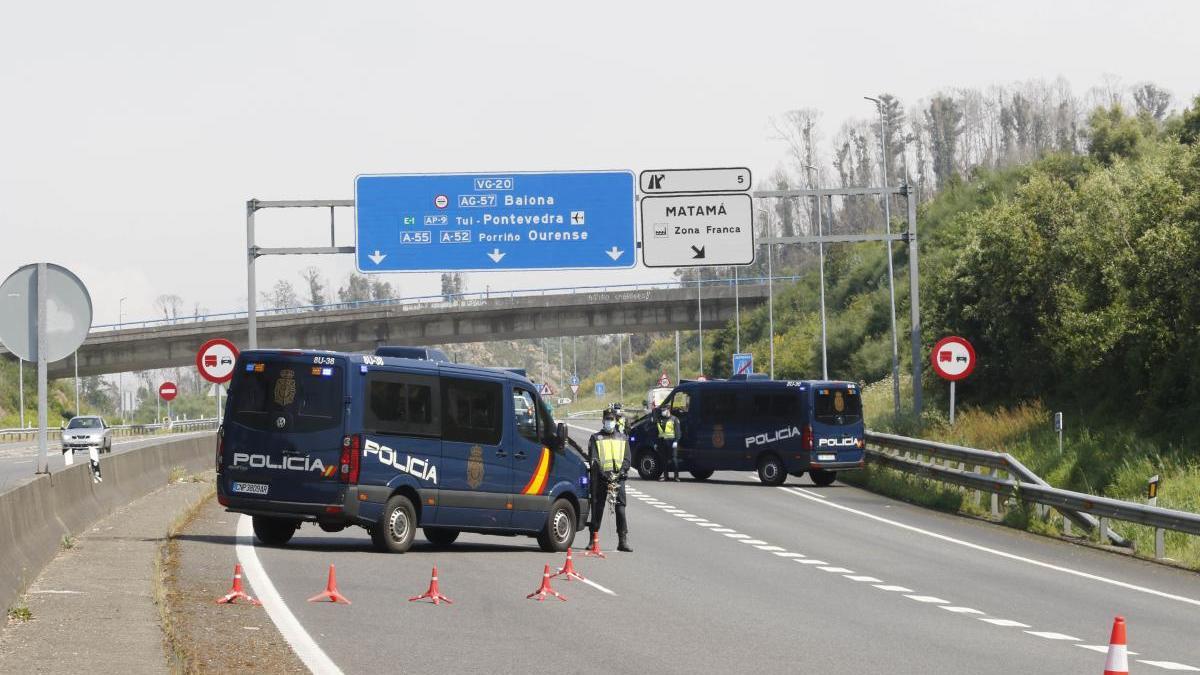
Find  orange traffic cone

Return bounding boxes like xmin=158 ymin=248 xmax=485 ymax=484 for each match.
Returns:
xmin=583 ymin=532 xmax=606 ymax=558
xmin=551 ymin=548 xmax=586 ymax=581
xmin=215 ymin=563 xmax=261 ymax=605
xmin=307 ymin=564 xmax=352 ymax=604
xmin=1103 ymin=616 xmax=1129 ymax=675
xmin=526 ymin=564 xmax=566 ymax=601
xmin=409 ymin=566 xmax=453 ymax=605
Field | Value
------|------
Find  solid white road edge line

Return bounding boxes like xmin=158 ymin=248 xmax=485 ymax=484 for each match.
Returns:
xmin=236 ymin=515 xmax=344 ymax=675
xmin=776 ymin=486 xmax=1200 ymax=608
xmin=580 ymin=577 xmax=617 ymax=596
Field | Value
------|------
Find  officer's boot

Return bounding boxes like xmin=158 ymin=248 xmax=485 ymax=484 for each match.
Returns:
xmin=617 ymin=533 xmax=632 ymax=553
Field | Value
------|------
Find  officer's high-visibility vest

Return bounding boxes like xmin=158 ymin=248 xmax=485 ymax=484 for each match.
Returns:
xmin=656 ymin=419 xmax=676 ymax=439
xmin=596 ymin=436 xmax=626 ymax=472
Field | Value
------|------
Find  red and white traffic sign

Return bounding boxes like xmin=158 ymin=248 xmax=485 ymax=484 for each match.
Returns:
xmin=196 ymin=338 xmax=239 ymax=384
xmin=158 ymin=381 xmax=178 ymax=402
xmin=658 ymin=372 xmax=671 ymax=388
xmin=931 ymin=336 xmax=976 ymax=381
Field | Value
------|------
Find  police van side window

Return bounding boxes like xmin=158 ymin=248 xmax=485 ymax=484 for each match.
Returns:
xmin=669 ymin=391 xmax=690 ymax=415
xmin=700 ymin=390 xmax=738 ymax=418
xmin=442 ymin=377 xmax=503 ymax=445
xmin=752 ymin=392 xmax=800 ymax=420
xmin=513 ymin=389 xmax=539 ymax=442
xmin=364 ymin=372 xmax=440 ymax=437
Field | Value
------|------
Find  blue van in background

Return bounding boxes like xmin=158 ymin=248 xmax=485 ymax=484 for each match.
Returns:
xmin=216 ymin=348 xmax=590 ymax=553
xmin=627 ymin=375 xmax=865 ymax=486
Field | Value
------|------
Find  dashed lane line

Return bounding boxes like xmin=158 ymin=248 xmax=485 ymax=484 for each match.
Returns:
xmin=1025 ymin=631 xmax=1082 ymax=641
xmin=1136 ymin=661 xmax=1199 ymax=671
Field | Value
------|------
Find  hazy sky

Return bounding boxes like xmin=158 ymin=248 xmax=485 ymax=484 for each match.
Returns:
xmin=1 ymin=0 xmax=1195 ymax=326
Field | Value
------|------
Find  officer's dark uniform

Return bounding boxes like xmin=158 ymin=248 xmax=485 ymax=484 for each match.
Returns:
xmin=588 ymin=412 xmax=632 ymax=552
xmin=654 ymin=409 xmax=681 ymax=481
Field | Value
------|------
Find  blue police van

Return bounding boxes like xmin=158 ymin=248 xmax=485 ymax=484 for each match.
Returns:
xmin=216 ymin=348 xmax=591 ymax=553
xmin=627 ymin=375 xmax=865 ymax=486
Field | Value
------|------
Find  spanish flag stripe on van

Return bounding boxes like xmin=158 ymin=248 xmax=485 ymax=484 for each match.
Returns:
xmin=521 ymin=448 xmax=552 ymax=495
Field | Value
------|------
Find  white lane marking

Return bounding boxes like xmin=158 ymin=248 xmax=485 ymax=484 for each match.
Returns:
xmin=1076 ymin=645 xmax=1140 ymax=655
xmin=683 ymin=517 xmax=707 ymax=522
xmin=756 ymin=545 xmax=786 ymax=552
xmin=818 ymin=566 xmax=854 ymax=574
xmin=905 ymin=595 xmax=950 ymax=604
xmin=236 ymin=515 xmax=343 ymax=675
xmin=737 ymin=539 xmax=768 ymax=545
xmin=657 ymin=505 xmax=677 ymax=509
xmin=776 ymin=485 xmax=1200 ymax=608
xmin=696 ymin=523 xmax=722 ymax=528
xmin=724 ymin=533 xmax=750 ymax=539
xmin=663 ymin=509 xmax=685 ymax=513
xmin=794 ymin=559 xmax=829 ymax=565
xmin=939 ymin=606 xmax=984 ymax=615
xmin=844 ymin=575 xmax=882 ymax=583
xmin=979 ymin=618 xmax=1030 ymax=627
xmin=712 ymin=528 xmax=736 ymax=533
xmin=1024 ymin=631 xmax=1080 ymax=641
xmin=580 ymin=578 xmax=617 ymax=596
xmin=773 ymin=552 xmax=806 ymax=558
xmin=1137 ymin=661 xmax=1200 ymax=671
xmin=29 ymin=589 xmax=84 ymax=594
xmin=873 ymin=584 xmax=914 ymax=592
xmin=790 ymin=487 xmax=828 ymax=500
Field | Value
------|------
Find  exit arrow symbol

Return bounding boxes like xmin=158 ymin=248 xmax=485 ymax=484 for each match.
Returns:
xmin=368 ymin=250 xmax=387 ymax=265
xmin=487 ymin=248 xmax=506 ymax=263
xmin=605 ymin=246 xmax=624 ymax=261
xmin=691 ymin=245 xmax=706 ymax=259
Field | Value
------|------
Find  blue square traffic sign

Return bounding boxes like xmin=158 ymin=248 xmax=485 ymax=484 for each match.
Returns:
xmin=355 ymin=171 xmax=636 ymax=272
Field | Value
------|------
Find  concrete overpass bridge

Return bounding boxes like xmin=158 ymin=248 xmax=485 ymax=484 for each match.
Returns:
xmin=7 ymin=280 xmax=782 ymax=378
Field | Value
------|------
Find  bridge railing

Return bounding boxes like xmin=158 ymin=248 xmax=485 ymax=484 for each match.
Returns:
xmin=0 ymin=418 xmax=219 ymax=442
xmin=865 ymin=431 xmax=1200 ymax=558
xmin=90 ymin=275 xmax=801 ymax=333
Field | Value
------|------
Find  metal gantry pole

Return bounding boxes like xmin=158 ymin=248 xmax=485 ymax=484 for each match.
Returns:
xmin=18 ymin=359 xmax=24 ymax=428
xmin=905 ymin=180 xmax=924 ymax=418
xmin=674 ymin=330 xmax=681 ymax=383
xmin=767 ymin=215 xmax=775 ymax=380
xmin=572 ymin=336 xmax=577 ymax=377
xmin=697 ymin=271 xmax=703 ymax=377
xmin=734 ymin=266 xmax=740 ymax=353
xmin=74 ymin=351 xmax=80 ymax=414
xmin=867 ymin=97 xmax=902 ymax=417
xmin=246 ymin=200 xmax=259 ymax=350
xmin=805 ymin=165 xmax=830 ymax=380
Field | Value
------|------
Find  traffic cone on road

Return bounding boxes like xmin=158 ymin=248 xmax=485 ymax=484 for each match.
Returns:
xmin=409 ymin=566 xmax=453 ymax=605
xmin=526 ymin=564 xmax=566 ymax=601
xmin=583 ymin=532 xmax=606 ymax=558
xmin=1103 ymin=616 xmax=1129 ymax=675
xmin=215 ymin=563 xmax=260 ymax=605
xmin=551 ymin=548 xmax=585 ymax=581
xmin=307 ymin=564 xmax=351 ymax=604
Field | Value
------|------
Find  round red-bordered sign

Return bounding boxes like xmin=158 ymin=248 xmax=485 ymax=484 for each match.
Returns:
xmin=931 ymin=336 xmax=976 ymax=381
xmin=158 ymin=381 xmax=178 ymax=402
xmin=434 ymin=194 xmax=449 ymax=209
xmin=196 ymin=338 xmax=240 ymax=384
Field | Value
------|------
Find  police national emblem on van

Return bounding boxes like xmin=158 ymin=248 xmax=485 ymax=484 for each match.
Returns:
xmin=467 ymin=445 xmax=484 ymax=488
xmin=712 ymin=423 xmax=725 ymax=449
xmin=274 ymin=369 xmax=297 ymax=406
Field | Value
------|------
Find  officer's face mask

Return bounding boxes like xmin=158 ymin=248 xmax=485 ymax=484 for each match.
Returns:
xmin=602 ymin=420 xmax=616 ymax=433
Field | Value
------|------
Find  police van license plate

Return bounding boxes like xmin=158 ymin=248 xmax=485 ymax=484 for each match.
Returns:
xmin=817 ymin=453 xmax=837 ymax=462
xmin=232 ymin=481 xmax=269 ymax=495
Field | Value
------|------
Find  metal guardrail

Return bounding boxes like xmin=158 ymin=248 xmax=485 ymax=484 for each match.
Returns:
xmin=864 ymin=431 xmax=1200 ymax=557
xmin=0 ymin=418 xmax=218 ymax=442
xmin=90 ymin=275 xmax=802 ymax=332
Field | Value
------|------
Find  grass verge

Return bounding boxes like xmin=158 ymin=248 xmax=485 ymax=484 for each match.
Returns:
xmin=154 ymin=479 xmax=216 ymax=674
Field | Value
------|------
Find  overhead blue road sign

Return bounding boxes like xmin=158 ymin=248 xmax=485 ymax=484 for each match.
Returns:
xmin=355 ymin=171 xmax=636 ymax=272
xmin=733 ymin=352 xmax=753 ymax=376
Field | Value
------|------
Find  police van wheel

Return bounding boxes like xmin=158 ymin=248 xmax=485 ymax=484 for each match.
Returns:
xmin=252 ymin=516 xmax=298 ymax=546
xmin=373 ymin=495 xmax=416 ymax=553
xmin=635 ymin=451 xmax=663 ymax=481
xmin=809 ymin=469 xmax=837 ymax=487
xmin=423 ymin=527 xmax=460 ymax=548
xmin=537 ymin=499 xmax=577 ymax=553
xmin=757 ymin=455 xmax=786 ymax=486
xmin=689 ymin=469 xmax=714 ymax=481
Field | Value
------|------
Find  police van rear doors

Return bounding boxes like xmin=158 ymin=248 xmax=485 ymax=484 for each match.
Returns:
xmin=223 ymin=353 xmax=346 ymax=505
xmin=809 ymin=384 xmax=865 ymax=463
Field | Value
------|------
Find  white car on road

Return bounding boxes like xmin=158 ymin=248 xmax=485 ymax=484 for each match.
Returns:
xmin=62 ymin=416 xmax=113 ymax=454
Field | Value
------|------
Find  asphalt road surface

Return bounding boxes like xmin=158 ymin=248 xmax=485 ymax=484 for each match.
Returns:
xmin=0 ymin=431 xmax=213 ymax=492
xmin=225 ymin=425 xmax=1200 ymax=674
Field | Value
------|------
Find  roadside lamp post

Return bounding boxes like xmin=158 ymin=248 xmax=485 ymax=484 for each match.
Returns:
xmin=865 ymin=96 xmax=902 ymax=417
xmin=803 ymin=164 xmax=830 ymax=380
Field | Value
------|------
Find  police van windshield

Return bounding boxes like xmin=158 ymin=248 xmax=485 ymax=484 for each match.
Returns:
xmin=813 ymin=388 xmax=863 ymax=426
xmin=228 ymin=361 xmax=344 ymax=433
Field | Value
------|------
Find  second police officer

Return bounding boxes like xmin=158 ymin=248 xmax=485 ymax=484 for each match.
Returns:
xmin=588 ymin=408 xmax=633 ymax=553
xmin=655 ymin=405 xmax=681 ymax=481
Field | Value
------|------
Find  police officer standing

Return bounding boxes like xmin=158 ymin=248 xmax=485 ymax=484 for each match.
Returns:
xmin=654 ymin=406 xmax=681 ymax=481
xmin=589 ymin=409 xmax=633 ymax=552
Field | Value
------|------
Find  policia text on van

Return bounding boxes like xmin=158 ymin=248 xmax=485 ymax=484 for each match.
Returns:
xmin=216 ymin=349 xmax=591 ymax=553
xmin=627 ymin=376 xmax=865 ymax=486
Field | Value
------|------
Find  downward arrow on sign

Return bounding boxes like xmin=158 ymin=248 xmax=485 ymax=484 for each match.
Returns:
xmin=487 ymin=249 xmax=506 ymax=263
xmin=368 ymin=250 xmax=387 ymax=265
xmin=691 ymin=245 xmax=706 ymax=259
xmin=606 ymin=246 xmax=624 ymax=261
